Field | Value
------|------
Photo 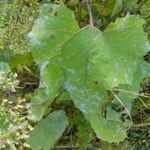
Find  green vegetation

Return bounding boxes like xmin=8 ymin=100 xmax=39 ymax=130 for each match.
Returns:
xmin=0 ymin=0 xmax=150 ymax=149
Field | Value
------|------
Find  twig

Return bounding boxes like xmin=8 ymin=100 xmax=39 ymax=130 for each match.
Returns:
xmin=77 ymin=2 xmax=82 ymax=27
xmin=53 ymin=145 xmax=88 ymax=149
xmin=130 ymin=131 xmax=149 ymax=150
xmin=23 ymin=82 xmax=39 ymax=85
xmin=132 ymin=122 xmax=150 ymax=128
xmin=112 ymin=88 xmax=150 ymax=99
xmin=112 ymin=92 xmax=132 ymax=124
xmin=23 ymin=66 xmax=40 ymax=80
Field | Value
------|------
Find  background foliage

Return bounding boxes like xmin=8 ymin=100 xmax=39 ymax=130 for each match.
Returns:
xmin=0 ymin=0 xmax=150 ymax=149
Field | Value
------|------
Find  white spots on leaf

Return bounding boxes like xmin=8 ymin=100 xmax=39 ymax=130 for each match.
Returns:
xmin=39 ymin=61 xmax=49 ymax=87
xmin=115 ymin=64 xmax=120 ymax=69
xmin=36 ymin=18 xmax=45 ymax=28
xmin=66 ymin=68 xmax=75 ymax=76
xmin=79 ymin=103 xmax=87 ymax=113
xmin=71 ymin=12 xmax=76 ymax=19
xmin=64 ymin=80 xmax=77 ymax=92
xmin=92 ymin=92 xmax=101 ymax=101
xmin=114 ymin=78 xmax=118 ymax=83
xmin=141 ymin=69 xmax=146 ymax=75
xmin=43 ymin=15 xmax=49 ymax=21
xmin=125 ymin=74 xmax=129 ymax=82
xmin=36 ymin=15 xmax=51 ymax=28
xmin=146 ymin=41 xmax=150 ymax=50
xmin=28 ymin=31 xmax=41 ymax=46
xmin=118 ymin=26 xmax=125 ymax=32
xmin=40 ymin=61 xmax=49 ymax=75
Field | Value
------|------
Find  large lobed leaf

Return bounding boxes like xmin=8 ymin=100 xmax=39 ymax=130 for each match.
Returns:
xmin=28 ymin=3 xmax=149 ymax=143
xmin=62 ymin=15 xmax=149 ymax=142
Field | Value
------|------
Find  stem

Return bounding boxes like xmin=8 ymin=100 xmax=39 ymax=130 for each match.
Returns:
xmin=83 ymin=0 xmax=94 ymax=26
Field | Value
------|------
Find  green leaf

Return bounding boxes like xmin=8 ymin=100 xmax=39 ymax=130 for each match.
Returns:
xmin=112 ymin=0 xmax=138 ymax=16
xmin=112 ymin=0 xmax=123 ymax=16
xmin=29 ymin=104 xmax=47 ymax=121
xmin=27 ymin=110 xmax=69 ymax=150
xmin=41 ymin=57 xmax=63 ymax=93
xmin=106 ymin=106 xmax=121 ymax=122
xmin=30 ymin=57 xmax=63 ymax=121
xmin=29 ymin=3 xmax=79 ymax=120
xmin=0 ymin=109 xmax=10 ymax=131
xmin=29 ymin=88 xmax=50 ymax=121
xmin=62 ymin=26 xmax=126 ymax=142
xmin=9 ymin=52 xmax=33 ymax=68
xmin=132 ymin=61 xmax=150 ymax=91
xmin=0 ymin=48 xmax=33 ymax=69
xmin=62 ymin=15 xmax=149 ymax=142
xmin=104 ymin=14 xmax=149 ymax=90
xmin=0 ymin=48 xmax=12 ymax=63
xmin=122 ymin=0 xmax=138 ymax=11
xmin=28 ymin=3 xmax=79 ymax=63
xmin=100 ymin=0 xmax=116 ymax=16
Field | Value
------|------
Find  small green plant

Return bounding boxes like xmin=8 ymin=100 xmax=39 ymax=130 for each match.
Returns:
xmin=0 ymin=98 xmax=31 ymax=150
xmin=0 ymin=62 xmax=31 ymax=149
